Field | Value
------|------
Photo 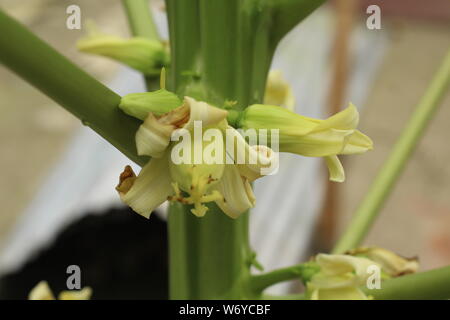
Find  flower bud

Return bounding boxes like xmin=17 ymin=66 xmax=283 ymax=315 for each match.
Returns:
xmin=307 ymin=254 xmax=376 ymax=300
xmin=77 ymin=25 xmax=169 ymax=76
xmin=239 ymin=103 xmax=373 ymax=182
xmin=120 ymin=89 xmax=182 ymax=120
xmin=264 ymin=70 xmax=295 ymax=110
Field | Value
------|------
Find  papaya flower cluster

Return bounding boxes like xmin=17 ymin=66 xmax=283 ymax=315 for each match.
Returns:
xmin=76 ymin=22 xmax=371 ymax=184
xmin=77 ymin=22 xmax=169 ymax=76
xmin=28 ymin=281 xmax=92 ymax=300
xmin=305 ymin=247 xmax=419 ymax=300
xmin=116 ymin=71 xmax=372 ymax=218
xmin=117 ymin=94 xmax=277 ymax=218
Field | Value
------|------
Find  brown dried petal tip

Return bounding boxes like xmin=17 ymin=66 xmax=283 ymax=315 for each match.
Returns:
xmin=116 ymin=165 xmax=136 ymax=195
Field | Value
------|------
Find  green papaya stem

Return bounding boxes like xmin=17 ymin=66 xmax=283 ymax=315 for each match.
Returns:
xmin=168 ymin=202 xmax=252 ymax=299
xmin=364 ymin=266 xmax=450 ymax=300
xmin=269 ymin=0 xmax=328 ymax=45
xmin=0 ymin=9 xmax=146 ymax=166
xmin=122 ymin=0 xmax=159 ymax=40
xmin=166 ymin=0 xmax=327 ymax=300
xmin=249 ymin=262 xmax=319 ymax=293
xmin=166 ymin=0 xmax=276 ymax=299
xmin=121 ymin=0 xmax=162 ymax=91
xmin=333 ymin=49 xmax=450 ymax=254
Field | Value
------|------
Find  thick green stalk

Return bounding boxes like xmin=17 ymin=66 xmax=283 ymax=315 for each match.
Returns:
xmin=333 ymin=49 xmax=450 ymax=254
xmin=166 ymin=0 xmax=275 ymax=299
xmin=168 ymin=202 xmax=252 ymax=299
xmin=364 ymin=266 xmax=450 ymax=300
xmin=249 ymin=262 xmax=319 ymax=293
xmin=270 ymin=0 xmax=327 ymax=44
xmin=166 ymin=0 xmax=328 ymax=299
xmin=0 ymin=10 xmax=146 ymax=166
xmin=122 ymin=0 xmax=159 ymax=40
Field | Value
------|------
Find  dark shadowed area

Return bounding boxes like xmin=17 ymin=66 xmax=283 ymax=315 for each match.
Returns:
xmin=0 ymin=208 xmax=168 ymax=299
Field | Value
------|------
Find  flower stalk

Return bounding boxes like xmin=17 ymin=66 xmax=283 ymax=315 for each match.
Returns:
xmin=249 ymin=262 xmax=320 ymax=294
xmin=121 ymin=0 xmax=166 ymax=90
xmin=122 ymin=0 xmax=159 ymax=40
xmin=333 ymin=49 xmax=450 ymax=254
xmin=165 ymin=0 xmax=269 ymax=299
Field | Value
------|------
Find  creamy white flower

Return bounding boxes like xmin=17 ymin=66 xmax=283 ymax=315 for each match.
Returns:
xmin=264 ymin=70 xmax=295 ymax=110
xmin=307 ymin=254 xmax=376 ymax=300
xmin=28 ymin=281 xmax=92 ymax=300
xmin=118 ymin=96 xmax=274 ymax=218
xmin=239 ymin=103 xmax=373 ymax=182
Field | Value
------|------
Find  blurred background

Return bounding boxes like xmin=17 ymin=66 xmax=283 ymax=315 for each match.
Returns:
xmin=0 ymin=0 xmax=449 ymax=298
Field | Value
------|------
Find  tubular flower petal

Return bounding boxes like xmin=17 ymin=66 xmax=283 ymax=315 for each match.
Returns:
xmin=181 ymin=96 xmax=229 ymax=130
xmin=311 ymin=102 xmax=359 ymax=131
xmin=341 ymin=130 xmax=374 ymax=155
xmin=325 ymin=155 xmax=345 ymax=183
xmin=347 ymin=247 xmax=419 ymax=277
xmin=239 ymin=103 xmax=373 ymax=182
xmin=279 ymin=128 xmax=355 ymax=157
xmin=264 ymin=70 xmax=295 ymax=110
xmin=116 ymin=158 xmax=173 ymax=218
xmin=129 ymin=95 xmax=228 ymax=159
xmin=213 ymin=165 xmax=256 ymax=219
xmin=28 ymin=281 xmax=92 ymax=300
xmin=236 ymin=145 xmax=279 ymax=182
xmin=136 ymin=113 xmax=175 ymax=158
xmin=225 ymin=126 xmax=279 ymax=181
xmin=314 ymin=254 xmax=374 ymax=283
xmin=306 ymin=254 xmax=377 ymax=300
xmin=77 ymin=25 xmax=169 ymax=76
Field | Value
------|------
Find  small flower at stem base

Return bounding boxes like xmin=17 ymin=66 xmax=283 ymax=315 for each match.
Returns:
xmin=77 ymin=22 xmax=169 ymax=76
xmin=306 ymin=254 xmax=376 ymax=300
